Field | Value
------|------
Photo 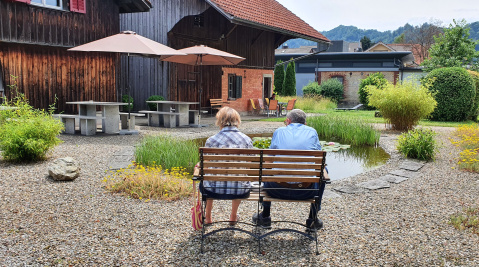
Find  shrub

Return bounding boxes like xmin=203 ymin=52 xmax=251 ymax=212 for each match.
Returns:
xmin=320 ymin=78 xmax=344 ymax=102
xmin=283 ymin=60 xmax=296 ymax=96
xmin=146 ymin=95 xmax=165 ymax=111
xmin=425 ymin=67 xmax=476 ymax=121
xmin=122 ymin=95 xmax=134 ymax=111
xmin=466 ymin=70 xmax=479 ymax=121
xmin=252 ymin=137 xmax=271 ymax=149
xmin=358 ymin=72 xmax=389 ymax=109
xmin=367 ymin=79 xmax=437 ymax=131
xmin=451 ymin=124 xmax=479 ymax=172
xmin=274 ymin=60 xmax=285 ymax=96
xmin=0 ymin=92 xmax=63 ymax=161
xmin=135 ymin=135 xmax=199 ymax=173
xmin=277 ymin=95 xmax=336 ymax=112
xmin=302 ymin=81 xmax=322 ymax=97
xmin=397 ymin=128 xmax=436 ymax=160
xmin=307 ymin=115 xmax=380 ymax=146
xmin=104 ymin=164 xmax=193 ymax=201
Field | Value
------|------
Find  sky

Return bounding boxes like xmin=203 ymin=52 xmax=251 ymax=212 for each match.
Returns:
xmin=276 ymin=0 xmax=479 ymax=32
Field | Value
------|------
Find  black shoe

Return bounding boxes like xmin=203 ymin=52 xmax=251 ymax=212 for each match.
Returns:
xmin=306 ymin=218 xmax=323 ymax=232
xmin=252 ymin=212 xmax=272 ymax=228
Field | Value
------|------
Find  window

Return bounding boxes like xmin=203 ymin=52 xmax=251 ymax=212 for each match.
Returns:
xmin=228 ymin=74 xmax=242 ymax=100
xmin=31 ymin=0 xmax=63 ymax=10
xmin=331 ymin=75 xmax=344 ymax=85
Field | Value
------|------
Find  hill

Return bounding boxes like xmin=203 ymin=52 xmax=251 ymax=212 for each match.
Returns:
xmin=281 ymin=21 xmax=479 ymax=49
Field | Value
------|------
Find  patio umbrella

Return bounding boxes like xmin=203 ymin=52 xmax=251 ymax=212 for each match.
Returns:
xmin=161 ymin=45 xmax=245 ymax=126
xmin=68 ymin=31 xmax=186 ymax=125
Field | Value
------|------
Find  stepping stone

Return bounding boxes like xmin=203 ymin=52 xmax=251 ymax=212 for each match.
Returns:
xmin=389 ymin=169 xmax=420 ymax=179
xmin=399 ymin=161 xmax=425 ymax=171
xmin=333 ymin=185 xmax=366 ymax=194
xmin=379 ymin=174 xmax=408 ymax=184
xmin=356 ymin=179 xmax=391 ymax=190
xmin=323 ymin=189 xmax=342 ymax=199
xmin=108 ymin=147 xmax=135 ymax=170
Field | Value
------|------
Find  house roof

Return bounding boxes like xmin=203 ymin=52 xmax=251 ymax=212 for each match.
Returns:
xmin=206 ymin=0 xmax=330 ymax=44
xmin=118 ymin=0 xmax=152 ymax=13
xmin=365 ymin=41 xmax=395 ymax=52
xmin=275 ymin=46 xmax=317 ymax=54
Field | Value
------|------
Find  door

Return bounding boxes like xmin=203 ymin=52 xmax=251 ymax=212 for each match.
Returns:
xmin=263 ymin=75 xmax=272 ymax=100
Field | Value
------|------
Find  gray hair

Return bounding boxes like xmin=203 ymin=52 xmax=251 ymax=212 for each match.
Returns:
xmin=286 ymin=109 xmax=306 ymax=124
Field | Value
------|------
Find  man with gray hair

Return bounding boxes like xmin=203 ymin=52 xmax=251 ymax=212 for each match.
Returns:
xmin=252 ymin=109 xmax=326 ymax=232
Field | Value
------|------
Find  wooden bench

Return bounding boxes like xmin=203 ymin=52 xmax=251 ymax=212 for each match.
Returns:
xmin=209 ymin=98 xmax=229 ymax=115
xmin=53 ymin=114 xmax=104 ymax=135
xmin=138 ymin=110 xmax=180 ymax=128
xmin=119 ymin=112 xmax=145 ymax=131
xmin=193 ymin=147 xmax=330 ymax=255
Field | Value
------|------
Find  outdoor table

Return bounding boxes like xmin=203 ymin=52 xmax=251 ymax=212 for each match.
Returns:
xmin=146 ymin=100 xmax=199 ymax=127
xmin=66 ymin=101 xmax=127 ymax=135
xmin=277 ymin=102 xmax=287 ymax=117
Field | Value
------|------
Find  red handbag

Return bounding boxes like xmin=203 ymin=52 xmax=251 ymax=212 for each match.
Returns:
xmin=191 ymin=181 xmax=203 ymax=230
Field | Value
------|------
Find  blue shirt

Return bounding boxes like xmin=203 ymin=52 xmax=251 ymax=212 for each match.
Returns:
xmin=203 ymin=126 xmax=253 ymax=195
xmin=270 ymin=123 xmax=321 ymax=150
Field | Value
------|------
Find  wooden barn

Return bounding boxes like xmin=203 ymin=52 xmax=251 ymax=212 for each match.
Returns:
xmin=0 ymin=0 xmax=152 ymax=113
xmin=120 ymin=0 xmax=330 ymax=113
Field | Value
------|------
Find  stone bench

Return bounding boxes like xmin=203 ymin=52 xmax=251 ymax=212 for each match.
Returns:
xmin=119 ymin=112 xmax=146 ymax=131
xmin=138 ymin=110 xmax=181 ymax=128
xmin=53 ymin=114 xmax=104 ymax=135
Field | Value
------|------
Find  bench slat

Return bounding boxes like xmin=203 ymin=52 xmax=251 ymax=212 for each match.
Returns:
xmin=203 ymin=169 xmax=322 ymax=176
xmin=203 ymin=162 xmax=321 ymax=169
xmin=201 ymin=175 xmax=323 ymax=183
xmin=246 ymin=192 xmax=316 ymax=203
xmin=138 ymin=110 xmax=181 ymax=115
xmin=200 ymin=147 xmax=325 ymax=156
xmin=202 ymin=155 xmax=324 ymax=163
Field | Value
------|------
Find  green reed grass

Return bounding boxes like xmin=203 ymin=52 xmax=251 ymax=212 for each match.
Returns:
xmin=276 ymin=96 xmax=336 ymax=113
xmin=307 ymin=115 xmax=380 ymax=146
xmin=135 ymin=135 xmax=199 ymax=173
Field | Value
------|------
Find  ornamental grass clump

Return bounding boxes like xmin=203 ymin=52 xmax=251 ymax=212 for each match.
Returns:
xmin=135 ymin=135 xmax=199 ymax=173
xmin=367 ymin=79 xmax=437 ymax=131
xmin=450 ymin=124 xmax=479 ymax=172
xmin=104 ymin=164 xmax=193 ymax=201
xmin=397 ymin=128 xmax=437 ymax=160
xmin=307 ymin=115 xmax=380 ymax=146
xmin=277 ymin=96 xmax=336 ymax=113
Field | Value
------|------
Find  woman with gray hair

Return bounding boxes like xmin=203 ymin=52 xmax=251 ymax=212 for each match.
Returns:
xmin=199 ymin=107 xmax=253 ymax=225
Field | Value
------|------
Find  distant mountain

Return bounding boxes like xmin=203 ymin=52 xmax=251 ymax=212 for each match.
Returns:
xmin=280 ymin=21 xmax=479 ymax=49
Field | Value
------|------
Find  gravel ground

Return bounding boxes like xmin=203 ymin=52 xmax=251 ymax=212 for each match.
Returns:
xmin=1 ymin=118 xmax=478 ymax=266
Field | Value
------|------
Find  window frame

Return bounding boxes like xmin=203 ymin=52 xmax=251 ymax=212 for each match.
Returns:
xmin=30 ymin=0 xmax=64 ymax=11
xmin=227 ymin=74 xmax=242 ymax=100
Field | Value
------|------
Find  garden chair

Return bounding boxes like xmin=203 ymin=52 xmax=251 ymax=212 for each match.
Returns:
xmin=249 ymin=99 xmax=260 ymax=115
xmin=258 ymin=99 xmax=267 ymax=115
xmin=268 ymin=99 xmax=278 ymax=117
xmin=284 ymin=99 xmax=297 ymax=115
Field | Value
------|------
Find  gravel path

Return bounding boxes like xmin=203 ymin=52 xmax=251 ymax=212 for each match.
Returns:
xmin=1 ymin=119 xmax=478 ymax=266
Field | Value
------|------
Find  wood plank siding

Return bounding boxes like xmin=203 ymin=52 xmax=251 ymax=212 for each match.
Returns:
xmin=120 ymin=0 xmax=209 ymax=110
xmin=0 ymin=0 xmax=121 ymax=113
xmin=120 ymin=2 xmax=281 ymax=110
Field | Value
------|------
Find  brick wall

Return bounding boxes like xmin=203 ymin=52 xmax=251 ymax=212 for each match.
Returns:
xmin=318 ymin=71 xmax=398 ymax=104
xmin=221 ymin=67 xmax=274 ymax=114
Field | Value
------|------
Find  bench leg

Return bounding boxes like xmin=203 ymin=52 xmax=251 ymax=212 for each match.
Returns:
xmin=189 ymin=111 xmax=199 ymax=125
xmin=163 ymin=115 xmax=176 ymax=128
xmin=80 ymin=119 xmax=96 ymax=136
xmin=120 ymin=114 xmax=128 ymax=129
xmin=62 ymin=118 xmax=76 ymax=134
xmin=150 ymin=114 xmax=161 ymax=127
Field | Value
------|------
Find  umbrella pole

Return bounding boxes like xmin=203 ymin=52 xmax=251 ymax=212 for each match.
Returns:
xmin=127 ymin=53 xmax=131 ymax=121
xmin=198 ymin=55 xmax=203 ymax=127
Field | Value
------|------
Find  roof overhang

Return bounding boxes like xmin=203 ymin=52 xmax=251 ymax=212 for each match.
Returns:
xmin=276 ymin=51 xmax=412 ymax=60
xmin=117 ymin=0 xmax=152 ymax=13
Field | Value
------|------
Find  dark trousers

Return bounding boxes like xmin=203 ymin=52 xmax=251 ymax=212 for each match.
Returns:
xmin=262 ymin=182 xmax=326 ymax=219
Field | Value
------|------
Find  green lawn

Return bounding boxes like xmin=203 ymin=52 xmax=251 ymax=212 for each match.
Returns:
xmin=260 ymin=110 xmax=478 ymax=128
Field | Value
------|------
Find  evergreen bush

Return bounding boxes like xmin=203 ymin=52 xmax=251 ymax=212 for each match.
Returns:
xmin=302 ymin=81 xmax=322 ymax=97
xmin=283 ymin=60 xmax=296 ymax=96
xmin=122 ymin=95 xmax=134 ymax=111
xmin=466 ymin=70 xmax=479 ymax=121
xmin=0 ymin=92 xmax=63 ymax=162
xmin=146 ymin=95 xmax=165 ymax=110
xmin=274 ymin=60 xmax=285 ymax=96
xmin=320 ymin=78 xmax=343 ymax=102
xmin=367 ymin=79 xmax=437 ymax=131
xmin=397 ymin=128 xmax=437 ymax=160
xmin=425 ymin=67 xmax=475 ymax=121
xmin=358 ymin=72 xmax=389 ymax=109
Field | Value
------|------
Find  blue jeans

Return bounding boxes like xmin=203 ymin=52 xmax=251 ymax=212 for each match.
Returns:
xmin=262 ymin=182 xmax=326 ymax=219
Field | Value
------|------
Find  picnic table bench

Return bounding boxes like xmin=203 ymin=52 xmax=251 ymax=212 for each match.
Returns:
xmin=138 ymin=110 xmax=181 ymax=128
xmin=53 ymin=114 xmax=105 ymax=135
xmin=193 ymin=147 xmax=330 ymax=255
xmin=119 ymin=112 xmax=145 ymax=130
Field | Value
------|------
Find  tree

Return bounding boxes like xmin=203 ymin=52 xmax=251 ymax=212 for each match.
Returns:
xmin=360 ymin=36 xmax=372 ymax=51
xmin=404 ymin=20 xmax=443 ymax=64
xmin=422 ymin=19 xmax=479 ymax=71
xmin=393 ymin=33 xmax=405 ymax=44
xmin=283 ymin=60 xmax=296 ymax=96
xmin=273 ymin=60 xmax=285 ymax=95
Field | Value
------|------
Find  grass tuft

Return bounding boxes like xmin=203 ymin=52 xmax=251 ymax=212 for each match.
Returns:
xmin=450 ymin=206 xmax=479 ymax=235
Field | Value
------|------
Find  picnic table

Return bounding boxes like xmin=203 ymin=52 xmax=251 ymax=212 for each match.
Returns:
xmin=143 ymin=100 xmax=199 ymax=127
xmin=65 ymin=101 xmax=127 ymax=135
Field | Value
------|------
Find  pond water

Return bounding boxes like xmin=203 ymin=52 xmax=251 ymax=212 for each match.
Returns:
xmin=194 ymin=133 xmax=390 ymax=181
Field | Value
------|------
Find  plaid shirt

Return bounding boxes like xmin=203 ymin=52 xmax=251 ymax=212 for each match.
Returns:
xmin=203 ymin=126 xmax=253 ymax=195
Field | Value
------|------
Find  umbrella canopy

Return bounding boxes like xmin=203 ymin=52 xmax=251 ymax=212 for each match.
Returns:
xmin=160 ymin=45 xmax=245 ymax=65
xmin=68 ymin=31 xmax=186 ymax=128
xmin=68 ymin=30 xmax=184 ymax=57
xmin=161 ymin=45 xmax=245 ymax=126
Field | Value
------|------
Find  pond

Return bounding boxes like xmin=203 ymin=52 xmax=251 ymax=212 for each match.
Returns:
xmin=195 ymin=133 xmax=390 ymax=181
